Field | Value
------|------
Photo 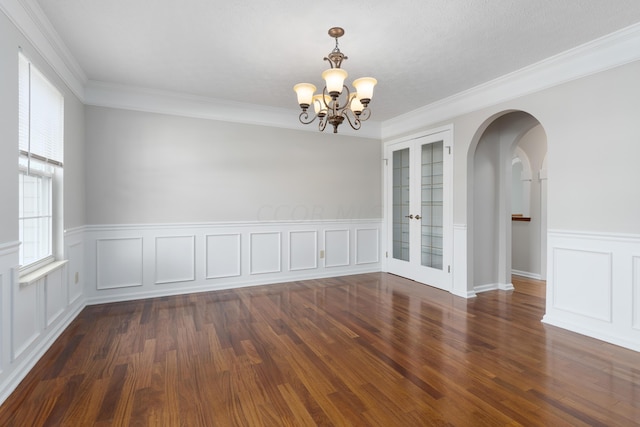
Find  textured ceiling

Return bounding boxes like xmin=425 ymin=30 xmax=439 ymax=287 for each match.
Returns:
xmin=36 ymin=0 xmax=640 ymax=121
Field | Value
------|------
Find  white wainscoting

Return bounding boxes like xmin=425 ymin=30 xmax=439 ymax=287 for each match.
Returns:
xmin=289 ymin=230 xmax=318 ymax=271
xmin=206 ymin=234 xmax=241 ymax=279
xmin=324 ymin=229 xmax=350 ymax=268
xmin=66 ymin=236 xmax=84 ymax=305
xmin=355 ymin=228 xmax=379 ymax=265
xmin=544 ymin=230 xmax=640 ymax=352
xmin=96 ymin=237 xmax=143 ymax=289
xmin=250 ymin=232 xmax=282 ymax=275
xmin=13 ymin=275 xmax=41 ymax=360
xmin=0 ymin=231 xmax=85 ymax=406
xmin=84 ymin=220 xmax=383 ymax=304
xmin=155 ymin=235 xmax=195 ymax=284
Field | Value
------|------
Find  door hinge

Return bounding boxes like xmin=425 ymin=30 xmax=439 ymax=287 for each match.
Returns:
xmin=448 ymin=265 xmax=451 ymax=273
xmin=446 ymin=146 xmax=451 ymax=155
xmin=383 ymin=158 xmax=388 ymax=166
xmin=385 ymin=251 xmax=388 ymax=258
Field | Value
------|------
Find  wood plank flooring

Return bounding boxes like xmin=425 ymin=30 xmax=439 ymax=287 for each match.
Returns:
xmin=0 ymin=273 xmax=639 ymax=426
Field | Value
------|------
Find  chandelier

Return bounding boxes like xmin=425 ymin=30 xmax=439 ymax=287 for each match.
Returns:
xmin=293 ymin=27 xmax=377 ymax=133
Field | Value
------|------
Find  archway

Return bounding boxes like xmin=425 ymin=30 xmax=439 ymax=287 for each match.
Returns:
xmin=466 ymin=111 xmax=547 ymax=293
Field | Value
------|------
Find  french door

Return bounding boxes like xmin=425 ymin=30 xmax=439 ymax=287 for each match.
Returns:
xmin=385 ymin=130 xmax=452 ymax=291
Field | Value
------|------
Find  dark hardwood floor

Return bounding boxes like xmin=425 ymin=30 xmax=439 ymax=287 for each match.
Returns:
xmin=0 ymin=273 xmax=638 ymax=426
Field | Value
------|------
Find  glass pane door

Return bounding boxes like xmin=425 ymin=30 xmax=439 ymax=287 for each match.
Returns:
xmin=385 ymin=129 xmax=452 ymax=292
xmin=420 ymin=141 xmax=443 ymax=269
xmin=392 ymin=148 xmax=410 ymax=261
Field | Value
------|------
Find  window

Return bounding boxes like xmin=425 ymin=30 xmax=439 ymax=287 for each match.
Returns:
xmin=18 ymin=52 xmax=64 ymax=270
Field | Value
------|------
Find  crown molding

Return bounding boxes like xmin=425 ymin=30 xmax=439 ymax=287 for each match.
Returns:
xmin=0 ymin=0 xmax=87 ymax=100
xmin=84 ymin=80 xmax=382 ymax=139
xmin=381 ymin=22 xmax=640 ymax=140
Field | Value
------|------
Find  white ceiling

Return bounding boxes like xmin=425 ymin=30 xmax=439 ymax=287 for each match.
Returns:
xmin=35 ymin=0 xmax=640 ymax=121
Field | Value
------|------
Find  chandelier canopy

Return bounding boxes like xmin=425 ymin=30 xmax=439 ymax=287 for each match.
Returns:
xmin=294 ymin=27 xmax=377 ymax=134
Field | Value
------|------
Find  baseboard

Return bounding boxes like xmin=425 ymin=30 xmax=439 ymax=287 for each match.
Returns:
xmin=450 ymin=288 xmax=477 ymax=299
xmin=474 ymin=282 xmax=514 ymax=293
xmin=474 ymin=283 xmax=499 ymax=293
xmin=512 ymin=269 xmax=542 ymax=280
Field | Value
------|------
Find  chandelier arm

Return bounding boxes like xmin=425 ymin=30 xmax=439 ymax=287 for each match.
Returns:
xmin=358 ymin=108 xmax=372 ymax=121
xmin=342 ymin=109 xmax=362 ymax=131
xmin=299 ymin=110 xmax=318 ymax=125
xmin=319 ymin=116 xmax=328 ymax=132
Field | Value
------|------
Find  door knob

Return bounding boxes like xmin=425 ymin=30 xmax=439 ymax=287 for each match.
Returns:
xmin=405 ymin=214 xmax=414 ymax=219
xmin=415 ymin=215 xmax=422 ymax=220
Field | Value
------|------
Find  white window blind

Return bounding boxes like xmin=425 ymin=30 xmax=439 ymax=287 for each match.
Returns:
xmin=18 ymin=52 xmax=64 ymax=269
xmin=18 ymin=53 xmax=64 ymax=166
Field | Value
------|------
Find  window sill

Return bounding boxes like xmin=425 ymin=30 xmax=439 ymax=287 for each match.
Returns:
xmin=19 ymin=260 xmax=68 ymax=288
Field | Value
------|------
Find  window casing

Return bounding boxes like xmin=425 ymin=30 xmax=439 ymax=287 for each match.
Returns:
xmin=18 ymin=52 xmax=64 ymax=271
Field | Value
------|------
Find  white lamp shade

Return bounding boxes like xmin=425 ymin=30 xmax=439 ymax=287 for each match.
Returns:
xmin=293 ymin=83 xmax=317 ymax=106
xmin=312 ymin=94 xmax=331 ymax=114
xmin=322 ymin=68 xmax=348 ymax=94
xmin=350 ymin=96 xmax=364 ymax=113
xmin=353 ymin=77 xmax=377 ymax=100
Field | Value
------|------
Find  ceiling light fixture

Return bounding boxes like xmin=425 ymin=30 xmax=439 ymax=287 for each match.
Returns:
xmin=294 ymin=27 xmax=377 ymax=134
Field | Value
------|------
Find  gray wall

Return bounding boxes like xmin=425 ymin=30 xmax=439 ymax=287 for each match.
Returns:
xmin=0 ymin=11 xmax=19 ymax=244
xmin=85 ymin=106 xmax=382 ymax=225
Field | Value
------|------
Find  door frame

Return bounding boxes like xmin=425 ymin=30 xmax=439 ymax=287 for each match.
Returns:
xmin=382 ymin=124 xmax=454 ymax=292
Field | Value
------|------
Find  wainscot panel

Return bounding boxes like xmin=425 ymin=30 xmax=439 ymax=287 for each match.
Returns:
xmin=324 ymin=229 xmax=350 ymax=268
xmin=12 ymin=276 xmax=39 ymax=361
xmin=289 ymin=231 xmax=318 ymax=271
xmin=544 ymin=230 xmax=640 ymax=352
xmin=65 ymin=237 xmax=84 ymax=305
xmin=155 ymin=235 xmax=195 ymax=284
xmin=0 ymin=242 xmax=18 ymax=395
xmin=355 ymin=228 xmax=379 ymax=265
xmin=84 ymin=220 xmax=383 ymax=305
xmin=45 ymin=266 xmax=67 ymax=327
xmin=96 ymin=237 xmax=143 ymax=289
xmin=250 ymin=232 xmax=282 ymax=275
xmin=205 ymin=233 xmax=241 ymax=279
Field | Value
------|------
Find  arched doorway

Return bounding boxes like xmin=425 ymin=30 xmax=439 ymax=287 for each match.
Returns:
xmin=467 ymin=111 xmax=547 ymax=293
